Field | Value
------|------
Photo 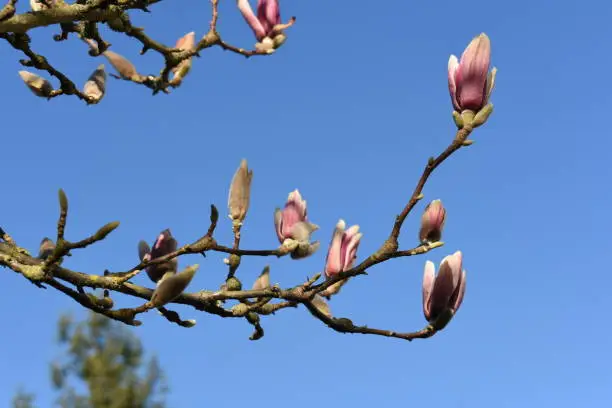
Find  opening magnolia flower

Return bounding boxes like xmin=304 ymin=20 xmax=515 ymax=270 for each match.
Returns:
xmin=274 ymin=189 xmax=319 ymax=259
xmin=138 ymin=229 xmax=178 ymax=283
xmin=422 ymin=251 xmax=466 ymax=329
xmin=274 ymin=189 xmax=310 ymax=242
xmin=324 ymin=219 xmax=362 ymax=278
xmin=237 ymin=0 xmax=292 ymax=51
xmin=448 ymin=33 xmax=497 ymax=113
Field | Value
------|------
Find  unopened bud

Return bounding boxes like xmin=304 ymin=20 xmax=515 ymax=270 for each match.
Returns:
xmin=228 ymin=159 xmax=253 ymax=223
xmin=95 ymin=221 xmax=120 ymax=240
xmin=183 ymin=319 xmax=197 ymax=327
xmin=83 ymin=64 xmax=106 ymax=103
xmin=58 ymin=189 xmax=68 ymax=213
xmin=103 ymin=50 xmax=139 ymax=81
xmin=170 ymin=31 xmax=196 ymax=86
xmin=252 ymin=266 xmax=270 ymax=291
xmin=419 ymin=199 xmax=446 ymax=244
xmin=291 ymin=240 xmax=320 ymax=260
xmin=226 ymin=276 xmax=242 ymax=291
xmin=150 ymin=265 xmax=199 ymax=307
xmin=231 ymin=303 xmax=249 ymax=316
xmin=19 ymin=71 xmax=53 ymax=98
xmin=38 ymin=237 xmax=55 ymax=260
xmin=311 ymin=295 xmax=331 ymax=318
xmin=320 ymin=279 xmax=348 ymax=299
xmin=246 ymin=311 xmax=260 ymax=324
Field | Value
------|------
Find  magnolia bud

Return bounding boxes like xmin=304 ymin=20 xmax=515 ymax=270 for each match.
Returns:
xmin=183 ymin=319 xmax=197 ymax=327
xmin=419 ymin=199 xmax=446 ymax=244
xmin=291 ymin=240 xmax=320 ymax=260
xmin=312 ymin=295 xmax=331 ymax=318
xmin=231 ymin=303 xmax=249 ymax=316
xmin=94 ymin=221 xmax=119 ymax=240
xmin=38 ymin=237 xmax=55 ymax=260
xmin=138 ymin=240 xmax=151 ymax=262
xmin=150 ymin=265 xmax=198 ymax=308
xmin=320 ymin=278 xmax=348 ymax=299
xmin=226 ymin=276 xmax=242 ymax=291
xmin=103 ymin=51 xmax=139 ymax=81
xmin=83 ymin=64 xmax=106 ymax=103
xmin=448 ymin=33 xmax=496 ymax=113
xmin=252 ymin=266 xmax=270 ymax=291
xmin=19 ymin=71 xmax=53 ymax=98
xmin=422 ymin=251 xmax=466 ymax=330
xmin=170 ymin=31 xmax=196 ymax=86
xmin=228 ymin=159 xmax=253 ymax=223
xmin=140 ymin=229 xmax=178 ymax=283
xmin=324 ymin=220 xmax=362 ymax=278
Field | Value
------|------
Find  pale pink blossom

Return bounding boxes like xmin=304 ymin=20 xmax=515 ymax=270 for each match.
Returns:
xmin=324 ymin=219 xmax=362 ymax=278
xmin=422 ymin=251 xmax=466 ymax=324
xmin=448 ymin=33 xmax=496 ymax=112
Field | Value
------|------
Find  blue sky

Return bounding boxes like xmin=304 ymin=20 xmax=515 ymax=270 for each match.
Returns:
xmin=1 ymin=0 xmax=611 ymax=406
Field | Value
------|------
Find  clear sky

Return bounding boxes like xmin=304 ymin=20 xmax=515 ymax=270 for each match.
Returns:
xmin=1 ymin=0 xmax=611 ymax=406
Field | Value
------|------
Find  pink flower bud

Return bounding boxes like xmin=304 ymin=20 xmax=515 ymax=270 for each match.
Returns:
xmin=138 ymin=229 xmax=178 ymax=283
xmin=448 ymin=33 xmax=496 ymax=112
xmin=422 ymin=251 xmax=466 ymax=326
xmin=175 ymin=31 xmax=196 ymax=52
xmin=324 ymin=220 xmax=362 ymax=279
xmin=274 ymin=190 xmax=319 ymax=258
xmin=171 ymin=31 xmax=196 ymax=86
xmin=419 ymin=199 xmax=446 ymax=244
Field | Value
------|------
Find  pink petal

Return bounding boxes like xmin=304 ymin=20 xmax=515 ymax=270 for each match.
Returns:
xmin=175 ymin=31 xmax=196 ymax=51
xmin=428 ymin=255 xmax=458 ymax=320
xmin=451 ymin=269 xmax=467 ymax=313
xmin=257 ymin=0 xmax=281 ymax=36
xmin=422 ymin=260 xmax=435 ymax=321
xmin=447 ymin=55 xmax=461 ymax=111
xmin=287 ymin=189 xmax=307 ymax=220
xmin=342 ymin=226 xmax=361 ymax=271
xmin=324 ymin=221 xmax=345 ymax=278
xmin=456 ymin=34 xmax=491 ymax=111
xmin=238 ymin=0 xmax=266 ymax=40
xmin=274 ymin=208 xmax=284 ymax=242
xmin=281 ymin=203 xmax=302 ymax=238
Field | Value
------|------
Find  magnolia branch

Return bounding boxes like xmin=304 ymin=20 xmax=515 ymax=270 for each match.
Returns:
xmin=0 ymin=126 xmax=473 ymax=342
xmin=0 ymin=29 xmax=497 ymax=342
xmin=1 ymin=0 xmax=293 ymax=102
